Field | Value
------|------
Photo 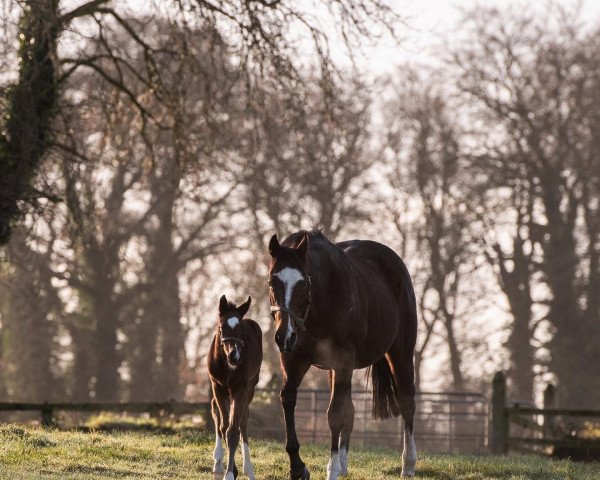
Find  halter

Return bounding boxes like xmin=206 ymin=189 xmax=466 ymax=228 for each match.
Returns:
xmin=269 ymin=275 xmax=312 ymax=332
xmin=220 ymin=336 xmax=245 ymax=347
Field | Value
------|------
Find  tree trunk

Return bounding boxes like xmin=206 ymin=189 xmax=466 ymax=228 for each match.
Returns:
xmin=0 ymin=0 xmax=59 ymax=244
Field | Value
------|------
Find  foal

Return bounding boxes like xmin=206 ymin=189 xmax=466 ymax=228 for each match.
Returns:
xmin=208 ymin=295 xmax=262 ymax=480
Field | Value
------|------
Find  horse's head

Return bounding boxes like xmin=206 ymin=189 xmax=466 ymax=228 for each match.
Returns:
xmin=267 ymin=233 xmax=311 ymax=354
xmin=217 ymin=294 xmax=252 ymax=367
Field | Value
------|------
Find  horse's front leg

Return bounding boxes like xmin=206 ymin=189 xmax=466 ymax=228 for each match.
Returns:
xmin=281 ymin=357 xmax=311 ymax=480
xmin=224 ymin=388 xmax=246 ymax=480
xmin=327 ymin=366 xmax=354 ymax=480
xmin=211 ymin=382 xmax=229 ymax=475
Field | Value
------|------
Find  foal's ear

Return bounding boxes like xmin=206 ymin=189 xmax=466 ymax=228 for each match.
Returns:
xmin=219 ymin=295 xmax=228 ymax=314
xmin=296 ymin=232 xmax=308 ymax=260
xmin=238 ymin=296 xmax=252 ymax=318
xmin=268 ymin=234 xmax=280 ymax=256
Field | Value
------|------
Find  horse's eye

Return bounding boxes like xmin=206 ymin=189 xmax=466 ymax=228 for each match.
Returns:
xmin=267 ymin=279 xmax=273 ymax=287
xmin=298 ymin=279 xmax=307 ymax=288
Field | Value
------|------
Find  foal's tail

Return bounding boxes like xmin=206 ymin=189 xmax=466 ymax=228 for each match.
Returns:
xmin=371 ymin=357 xmax=401 ymax=420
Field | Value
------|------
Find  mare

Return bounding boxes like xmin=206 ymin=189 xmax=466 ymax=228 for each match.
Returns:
xmin=208 ymin=295 xmax=262 ymax=480
xmin=268 ymin=230 xmax=418 ymax=479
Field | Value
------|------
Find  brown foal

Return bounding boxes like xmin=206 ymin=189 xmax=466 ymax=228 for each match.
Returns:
xmin=208 ymin=295 xmax=262 ymax=480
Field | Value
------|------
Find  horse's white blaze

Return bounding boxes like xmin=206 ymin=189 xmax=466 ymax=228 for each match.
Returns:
xmin=274 ymin=267 xmax=304 ymax=341
xmin=401 ymin=428 xmax=417 ymax=477
xmin=227 ymin=317 xmax=239 ymax=329
xmin=213 ymin=434 xmax=224 ymax=473
xmin=326 ymin=451 xmax=342 ymax=480
xmin=242 ymin=442 xmax=255 ymax=479
xmin=275 ymin=267 xmax=304 ymax=308
xmin=339 ymin=446 xmax=348 ymax=475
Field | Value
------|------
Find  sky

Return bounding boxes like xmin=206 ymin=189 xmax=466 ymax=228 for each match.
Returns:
xmin=340 ymin=0 xmax=600 ymax=77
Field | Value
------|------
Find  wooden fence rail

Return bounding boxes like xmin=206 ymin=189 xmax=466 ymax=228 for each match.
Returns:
xmin=0 ymin=401 xmax=211 ymax=427
xmin=490 ymin=371 xmax=600 ymax=455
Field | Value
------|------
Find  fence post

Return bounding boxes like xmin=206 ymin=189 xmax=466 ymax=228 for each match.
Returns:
xmin=543 ymin=383 xmax=556 ymax=440
xmin=491 ymin=371 xmax=508 ymax=454
xmin=41 ymin=403 xmax=54 ymax=427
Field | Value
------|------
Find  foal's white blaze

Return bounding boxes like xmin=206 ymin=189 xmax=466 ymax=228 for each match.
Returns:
xmin=242 ymin=442 xmax=255 ymax=480
xmin=326 ymin=451 xmax=342 ymax=480
xmin=401 ymin=428 xmax=417 ymax=477
xmin=227 ymin=317 xmax=239 ymax=329
xmin=274 ymin=267 xmax=304 ymax=342
xmin=213 ymin=433 xmax=224 ymax=473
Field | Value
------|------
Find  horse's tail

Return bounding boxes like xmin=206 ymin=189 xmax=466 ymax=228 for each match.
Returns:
xmin=371 ymin=356 xmax=402 ymax=420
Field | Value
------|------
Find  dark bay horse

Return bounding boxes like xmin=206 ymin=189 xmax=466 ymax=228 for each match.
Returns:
xmin=208 ymin=295 xmax=262 ymax=480
xmin=268 ymin=230 xmax=418 ymax=479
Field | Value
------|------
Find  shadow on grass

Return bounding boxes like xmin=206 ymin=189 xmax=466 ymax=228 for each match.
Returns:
xmin=65 ymin=464 xmax=143 ymax=477
xmin=383 ymin=465 xmax=454 ymax=479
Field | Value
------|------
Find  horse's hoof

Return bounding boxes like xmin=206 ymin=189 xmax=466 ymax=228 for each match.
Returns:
xmin=291 ymin=466 xmax=310 ymax=480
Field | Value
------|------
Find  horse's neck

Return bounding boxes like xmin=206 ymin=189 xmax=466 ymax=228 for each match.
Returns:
xmin=308 ymin=247 xmax=353 ymax=311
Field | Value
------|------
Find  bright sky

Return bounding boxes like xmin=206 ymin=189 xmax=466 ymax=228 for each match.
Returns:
xmin=346 ymin=0 xmax=600 ymax=77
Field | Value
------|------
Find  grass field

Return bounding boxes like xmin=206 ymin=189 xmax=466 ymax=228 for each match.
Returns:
xmin=1 ymin=425 xmax=599 ymax=479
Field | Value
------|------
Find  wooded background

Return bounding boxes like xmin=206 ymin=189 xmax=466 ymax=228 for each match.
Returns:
xmin=0 ymin=1 xmax=598 ymax=409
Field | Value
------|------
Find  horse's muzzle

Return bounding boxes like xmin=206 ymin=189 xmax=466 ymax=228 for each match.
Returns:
xmin=227 ymin=353 xmax=241 ymax=366
xmin=277 ymin=332 xmax=297 ymax=353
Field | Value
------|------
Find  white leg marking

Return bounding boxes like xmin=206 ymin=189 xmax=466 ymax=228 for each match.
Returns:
xmin=338 ymin=445 xmax=348 ymax=475
xmin=326 ymin=451 xmax=342 ymax=480
xmin=242 ymin=442 xmax=255 ymax=479
xmin=401 ymin=428 xmax=417 ymax=477
xmin=213 ymin=435 xmax=224 ymax=473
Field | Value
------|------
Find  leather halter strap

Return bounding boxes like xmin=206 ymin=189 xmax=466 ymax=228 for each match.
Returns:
xmin=269 ymin=276 xmax=312 ymax=332
xmin=220 ymin=336 xmax=244 ymax=347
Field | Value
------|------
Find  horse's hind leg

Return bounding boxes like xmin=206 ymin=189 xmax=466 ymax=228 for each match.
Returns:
xmin=386 ymin=340 xmax=417 ymax=477
xmin=327 ymin=364 xmax=354 ymax=480
xmin=327 ymin=371 xmax=350 ymax=475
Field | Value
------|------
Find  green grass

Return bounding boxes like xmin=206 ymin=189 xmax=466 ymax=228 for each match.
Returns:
xmin=0 ymin=425 xmax=599 ymax=479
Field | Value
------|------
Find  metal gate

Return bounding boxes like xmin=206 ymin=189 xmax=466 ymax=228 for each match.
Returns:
xmin=249 ymin=389 xmax=488 ymax=453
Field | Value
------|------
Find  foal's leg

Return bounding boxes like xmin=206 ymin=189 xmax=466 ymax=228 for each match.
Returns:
xmin=224 ymin=388 xmax=246 ymax=480
xmin=281 ymin=356 xmax=311 ymax=480
xmin=386 ymin=341 xmax=417 ymax=477
xmin=240 ymin=376 xmax=258 ymax=480
xmin=326 ymin=365 xmax=354 ymax=480
xmin=211 ymin=382 xmax=229 ymax=474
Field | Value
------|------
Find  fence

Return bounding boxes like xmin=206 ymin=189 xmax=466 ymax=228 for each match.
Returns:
xmin=250 ymin=388 xmax=489 ymax=453
xmin=0 ymin=388 xmax=488 ymax=454
xmin=0 ymin=401 xmax=211 ymax=427
xmin=490 ymin=371 xmax=600 ymax=458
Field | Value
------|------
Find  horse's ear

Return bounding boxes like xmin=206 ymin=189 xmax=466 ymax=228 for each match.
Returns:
xmin=268 ymin=234 xmax=280 ymax=257
xmin=219 ymin=295 xmax=228 ymax=314
xmin=238 ymin=296 xmax=252 ymax=318
xmin=296 ymin=232 xmax=308 ymax=260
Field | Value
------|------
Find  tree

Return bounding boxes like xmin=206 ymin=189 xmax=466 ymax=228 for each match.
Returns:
xmin=454 ymin=4 xmax=600 ymax=406
xmin=0 ymin=0 xmax=401 ymax=245
xmin=382 ymin=68 xmax=482 ymax=391
xmin=0 ymin=228 xmax=62 ymax=401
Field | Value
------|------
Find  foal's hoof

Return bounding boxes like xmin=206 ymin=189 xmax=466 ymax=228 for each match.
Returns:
xmin=291 ymin=466 xmax=310 ymax=480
